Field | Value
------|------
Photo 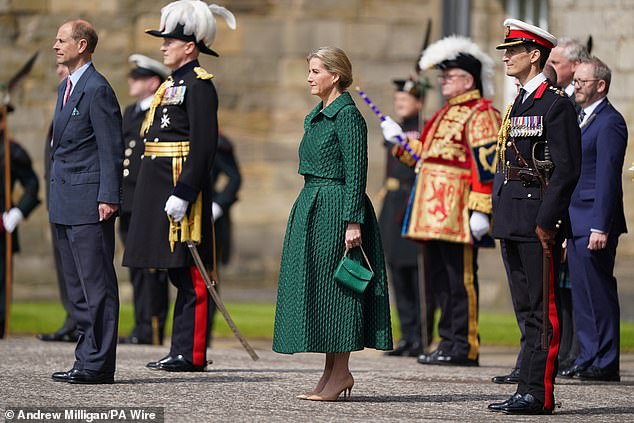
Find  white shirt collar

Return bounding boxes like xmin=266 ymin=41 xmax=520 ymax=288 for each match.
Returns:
xmin=139 ymin=95 xmax=154 ymax=112
xmin=580 ymin=97 xmax=606 ymax=126
xmin=564 ymin=83 xmax=575 ymax=97
xmin=520 ymin=73 xmax=547 ymax=102
xmin=67 ymin=61 xmax=92 ymax=96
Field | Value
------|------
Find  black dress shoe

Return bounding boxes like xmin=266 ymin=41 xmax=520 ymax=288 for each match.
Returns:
xmin=157 ymin=354 xmax=207 ymax=372
xmin=575 ymin=366 xmax=620 ymax=382
xmin=52 ymin=368 xmax=80 ymax=382
xmin=385 ymin=340 xmax=423 ymax=357
xmin=119 ymin=336 xmax=152 ymax=345
xmin=68 ymin=369 xmax=114 ymax=384
xmin=417 ymin=349 xmax=479 ymax=366
xmin=558 ymin=363 xmax=587 ymax=378
xmin=501 ymin=393 xmax=552 ymax=415
xmin=38 ymin=329 xmax=79 ymax=343
xmin=492 ymin=367 xmax=520 ymax=384
xmin=146 ymin=355 xmax=173 ymax=369
xmin=488 ymin=392 xmax=523 ymax=412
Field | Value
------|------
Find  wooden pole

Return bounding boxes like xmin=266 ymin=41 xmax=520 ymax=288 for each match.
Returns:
xmin=1 ymin=104 xmax=12 ymax=337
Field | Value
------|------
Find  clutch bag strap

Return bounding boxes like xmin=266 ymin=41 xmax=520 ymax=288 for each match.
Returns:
xmin=344 ymin=245 xmax=374 ymax=275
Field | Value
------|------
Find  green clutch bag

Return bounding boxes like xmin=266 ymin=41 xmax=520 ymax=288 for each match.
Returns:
xmin=333 ymin=246 xmax=374 ymax=294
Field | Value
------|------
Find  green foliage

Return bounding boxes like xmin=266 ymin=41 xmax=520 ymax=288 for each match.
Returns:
xmin=9 ymin=302 xmax=634 ymax=351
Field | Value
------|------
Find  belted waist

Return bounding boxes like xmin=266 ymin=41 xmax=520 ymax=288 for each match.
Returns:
xmin=505 ymin=165 xmax=539 ymax=182
xmin=303 ymin=175 xmax=344 ymax=187
xmin=144 ymin=141 xmax=190 ymax=157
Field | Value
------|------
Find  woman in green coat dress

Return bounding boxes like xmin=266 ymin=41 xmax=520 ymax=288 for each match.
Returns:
xmin=273 ymin=46 xmax=392 ymax=401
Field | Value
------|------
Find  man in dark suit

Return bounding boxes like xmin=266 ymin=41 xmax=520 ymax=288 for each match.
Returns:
xmin=118 ymin=54 xmax=170 ymax=346
xmin=49 ymin=19 xmax=124 ymax=384
xmin=38 ymin=64 xmax=80 ymax=344
xmin=122 ymin=1 xmax=236 ymax=372
xmin=546 ymin=38 xmax=589 ymax=375
xmin=489 ymin=19 xmax=581 ymax=414
xmin=566 ymin=57 xmax=627 ymax=382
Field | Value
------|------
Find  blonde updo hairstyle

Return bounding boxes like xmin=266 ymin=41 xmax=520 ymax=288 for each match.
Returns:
xmin=306 ymin=46 xmax=353 ymax=91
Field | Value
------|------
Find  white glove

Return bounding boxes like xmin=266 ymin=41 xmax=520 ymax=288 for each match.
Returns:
xmin=211 ymin=202 xmax=223 ymax=222
xmin=380 ymin=116 xmax=406 ymax=145
xmin=3 ymin=208 xmax=24 ymax=234
xmin=164 ymin=195 xmax=189 ymax=222
xmin=469 ymin=211 xmax=490 ymax=241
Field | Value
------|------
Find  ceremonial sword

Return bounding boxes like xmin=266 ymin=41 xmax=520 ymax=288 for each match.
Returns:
xmin=186 ymin=240 xmax=259 ymax=361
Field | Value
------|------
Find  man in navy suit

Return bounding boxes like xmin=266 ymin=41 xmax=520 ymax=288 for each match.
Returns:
xmin=566 ymin=56 xmax=627 ymax=382
xmin=49 ymin=19 xmax=124 ymax=384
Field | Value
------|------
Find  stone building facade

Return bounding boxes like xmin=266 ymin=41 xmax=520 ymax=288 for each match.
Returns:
xmin=1 ymin=0 xmax=633 ymax=306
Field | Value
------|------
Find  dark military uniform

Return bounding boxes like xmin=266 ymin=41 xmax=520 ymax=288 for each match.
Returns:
xmin=119 ymin=102 xmax=169 ymax=344
xmin=492 ymin=78 xmax=581 ymax=410
xmin=379 ymin=116 xmax=433 ymax=353
xmin=123 ymin=60 xmax=217 ymax=366
xmin=0 ymin=140 xmax=40 ymax=337
xmin=211 ymin=133 xmax=241 ymax=266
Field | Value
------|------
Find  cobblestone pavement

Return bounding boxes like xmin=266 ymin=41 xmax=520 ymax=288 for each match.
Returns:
xmin=1 ymin=337 xmax=633 ymax=422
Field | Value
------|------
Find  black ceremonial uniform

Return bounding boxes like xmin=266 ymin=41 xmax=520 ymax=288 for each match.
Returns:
xmin=378 ymin=116 xmax=432 ymax=353
xmin=492 ymin=78 xmax=581 ymax=410
xmin=123 ymin=60 xmax=217 ymax=367
xmin=211 ymin=133 xmax=241 ymax=265
xmin=0 ymin=140 xmax=40 ymax=336
xmin=119 ymin=102 xmax=169 ymax=345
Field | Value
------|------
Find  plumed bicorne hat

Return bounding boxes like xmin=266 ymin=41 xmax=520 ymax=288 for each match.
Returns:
xmin=419 ymin=35 xmax=495 ymax=97
xmin=146 ymin=0 xmax=236 ymax=57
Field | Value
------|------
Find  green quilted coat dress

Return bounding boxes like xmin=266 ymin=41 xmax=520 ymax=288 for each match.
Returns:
xmin=273 ymin=92 xmax=393 ymax=353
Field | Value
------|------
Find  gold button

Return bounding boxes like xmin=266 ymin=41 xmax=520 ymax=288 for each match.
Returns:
xmin=125 ymin=148 xmax=132 ymax=157
xmin=506 ymin=161 xmax=510 ymax=165
xmin=129 ymin=140 xmax=136 ymax=148
xmin=123 ymin=159 xmax=130 ymax=167
xmin=151 ymin=155 xmax=156 ymax=160
xmin=507 ymin=142 xmax=512 ymax=147
xmin=140 ymin=154 xmax=144 ymax=159
xmin=123 ymin=169 xmax=130 ymax=177
xmin=154 ymin=138 xmax=159 ymax=142
xmin=527 ymin=193 xmax=532 ymax=198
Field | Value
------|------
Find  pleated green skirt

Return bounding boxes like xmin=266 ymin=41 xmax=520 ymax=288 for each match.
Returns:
xmin=273 ymin=175 xmax=392 ymax=353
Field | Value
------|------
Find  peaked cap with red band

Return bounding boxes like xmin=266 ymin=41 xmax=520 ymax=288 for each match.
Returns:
xmin=496 ymin=18 xmax=557 ymax=50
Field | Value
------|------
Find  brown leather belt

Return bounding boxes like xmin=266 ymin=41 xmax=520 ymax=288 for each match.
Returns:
xmin=505 ymin=165 xmax=538 ymax=183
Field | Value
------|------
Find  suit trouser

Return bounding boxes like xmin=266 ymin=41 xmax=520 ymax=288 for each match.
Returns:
xmin=426 ymin=240 xmax=479 ymax=359
xmin=50 ymin=222 xmax=78 ymax=333
xmin=119 ymin=214 xmax=169 ymax=343
xmin=567 ymin=235 xmax=620 ymax=372
xmin=500 ymin=239 xmax=560 ymax=410
xmin=500 ymin=240 xmax=526 ymax=369
xmin=167 ymin=266 xmax=213 ymax=366
xmin=55 ymin=219 xmax=119 ymax=373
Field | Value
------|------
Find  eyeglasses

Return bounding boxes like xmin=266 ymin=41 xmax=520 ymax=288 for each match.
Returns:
xmin=437 ymin=73 xmax=468 ymax=83
xmin=572 ymin=78 xmax=600 ymax=87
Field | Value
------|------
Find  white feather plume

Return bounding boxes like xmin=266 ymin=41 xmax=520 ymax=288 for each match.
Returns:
xmin=419 ymin=35 xmax=495 ymax=97
xmin=160 ymin=1 xmax=236 ymax=48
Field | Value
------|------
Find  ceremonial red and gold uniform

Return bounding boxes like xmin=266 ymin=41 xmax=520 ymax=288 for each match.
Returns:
xmin=394 ymin=89 xmax=500 ymax=361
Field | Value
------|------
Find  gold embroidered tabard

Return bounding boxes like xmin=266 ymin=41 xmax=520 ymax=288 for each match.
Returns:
xmin=403 ymin=163 xmax=471 ymax=243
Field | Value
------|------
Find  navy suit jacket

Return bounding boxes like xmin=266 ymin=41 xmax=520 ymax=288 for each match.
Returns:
xmin=569 ymin=98 xmax=628 ymax=237
xmin=49 ymin=64 xmax=123 ymax=225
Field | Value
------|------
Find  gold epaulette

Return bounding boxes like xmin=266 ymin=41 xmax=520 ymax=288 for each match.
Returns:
xmin=548 ymin=86 xmax=566 ymax=97
xmin=194 ymin=67 xmax=214 ymax=80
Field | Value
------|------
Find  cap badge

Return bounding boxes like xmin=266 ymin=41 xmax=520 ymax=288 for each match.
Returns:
xmin=505 ymin=25 xmax=510 ymax=38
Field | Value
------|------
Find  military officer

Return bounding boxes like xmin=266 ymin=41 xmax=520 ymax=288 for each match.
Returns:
xmin=0 ymin=109 xmax=40 ymax=338
xmin=118 ymin=54 xmax=170 ymax=345
xmin=488 ymin=19 xmax=581 ymax=414
xmin=380 ymin=77 xmax=433 ymax=357
xmin=382 ymin=36 xmax=501 ymax=366
xmin=122 ymin=0 xmax=236 ymax=372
